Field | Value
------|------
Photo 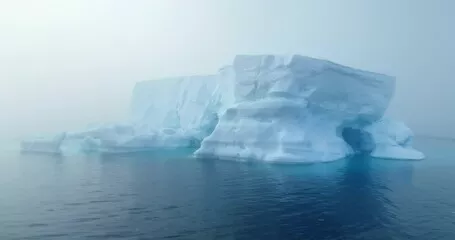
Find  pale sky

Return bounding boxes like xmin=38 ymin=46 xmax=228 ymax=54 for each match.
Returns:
xmin=0 ymin=0 xmax=454 ymax=139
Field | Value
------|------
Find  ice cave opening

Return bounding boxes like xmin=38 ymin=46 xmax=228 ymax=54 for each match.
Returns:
xmin=340 ymin=126 xmax=375 ymax=155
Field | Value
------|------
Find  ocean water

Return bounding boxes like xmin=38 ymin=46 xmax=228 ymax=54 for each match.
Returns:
xmin=1 ymin=137 xmax=455 ymax=240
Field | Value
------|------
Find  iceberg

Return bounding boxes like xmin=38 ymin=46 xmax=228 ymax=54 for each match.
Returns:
xmin=20 ymin=54 xmax=424 ymax=162
xmin=20 ymin=132 xmax=66 ymax=154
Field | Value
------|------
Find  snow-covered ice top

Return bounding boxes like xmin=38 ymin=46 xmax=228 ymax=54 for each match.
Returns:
xmin=20 ymin=54 xmax=424 ymax=162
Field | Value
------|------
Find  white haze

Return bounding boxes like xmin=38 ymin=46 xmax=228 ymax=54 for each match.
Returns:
xmin=0 ymin=0 xmax=454 ymax=140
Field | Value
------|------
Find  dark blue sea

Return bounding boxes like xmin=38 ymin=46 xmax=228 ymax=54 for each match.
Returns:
xmin=1 ymin=137 xmax=455 ymax=240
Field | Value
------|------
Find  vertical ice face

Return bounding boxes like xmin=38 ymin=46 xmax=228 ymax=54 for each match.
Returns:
xmin=195 ymin=55 xmax=399 ymax=162
xmin=129 ymin=74 xmax=234 ymax=142
xmin=130 ymin=76 xmax=221 ymax=129
xmin=20 ymin=54 xmax=424 ymax=162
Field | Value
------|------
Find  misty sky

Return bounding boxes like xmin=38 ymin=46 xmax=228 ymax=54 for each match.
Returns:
xmin=0 ymin=0 xmax=454 ymax=139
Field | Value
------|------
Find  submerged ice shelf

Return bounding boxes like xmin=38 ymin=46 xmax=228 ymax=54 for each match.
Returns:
xmin=21 ymin=55 xmax=424 ymax=162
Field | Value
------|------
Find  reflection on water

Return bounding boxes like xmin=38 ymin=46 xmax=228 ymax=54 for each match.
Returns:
xmin=1 ymin=137 xmax=455 ymax=239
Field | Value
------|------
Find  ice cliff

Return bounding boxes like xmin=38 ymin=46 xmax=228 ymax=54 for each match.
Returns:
xmin=20 ymin=55 xmax=424 ymax=162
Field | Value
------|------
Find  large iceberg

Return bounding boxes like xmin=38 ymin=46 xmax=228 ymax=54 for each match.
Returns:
xmin=20 ymin=55 xmax=424 ymax=162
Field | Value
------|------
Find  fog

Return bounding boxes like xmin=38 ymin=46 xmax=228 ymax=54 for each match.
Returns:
xmin=1 ymin=0 xmax=454 ymax=140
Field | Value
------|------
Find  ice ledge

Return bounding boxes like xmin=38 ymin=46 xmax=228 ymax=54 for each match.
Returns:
xmin=365 ymin=119 xmax=424 ymax=160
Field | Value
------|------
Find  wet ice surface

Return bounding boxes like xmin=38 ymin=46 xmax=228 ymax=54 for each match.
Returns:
xmin=0 ymin=137 xmax=453 ymax=240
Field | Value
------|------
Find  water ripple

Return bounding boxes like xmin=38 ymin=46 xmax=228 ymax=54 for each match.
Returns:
xmin=1 ymin=138 xmax=455 ymax=239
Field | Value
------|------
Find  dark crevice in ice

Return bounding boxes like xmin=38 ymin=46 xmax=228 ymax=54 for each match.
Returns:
xmin=337 ymin=119 xmax=375 ymax=154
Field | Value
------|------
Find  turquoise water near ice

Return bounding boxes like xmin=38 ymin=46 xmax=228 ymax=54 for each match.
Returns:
xmin=1 ymin=137 xmax=455 ymax=239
